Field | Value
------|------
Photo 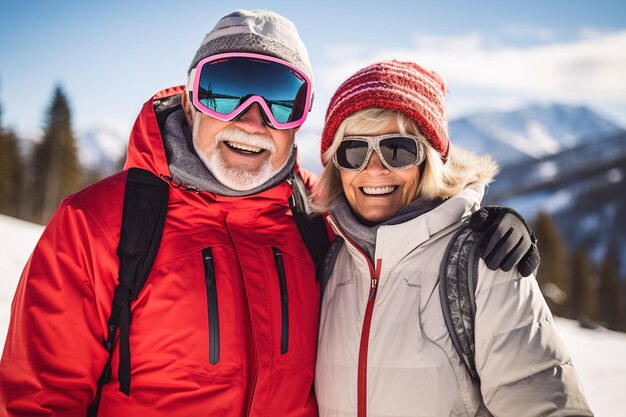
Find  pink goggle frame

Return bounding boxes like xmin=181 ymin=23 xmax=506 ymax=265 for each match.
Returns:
xmin=186 ymin=52 xmax=313 ymax=130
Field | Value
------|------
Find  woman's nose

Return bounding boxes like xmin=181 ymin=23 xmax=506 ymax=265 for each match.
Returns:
xmin=364 ymin=151 xmax=389 ymax=175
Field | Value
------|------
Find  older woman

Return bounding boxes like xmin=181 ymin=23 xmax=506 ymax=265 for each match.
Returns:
xmin=313 ymin=61 xmax=592 ymax=417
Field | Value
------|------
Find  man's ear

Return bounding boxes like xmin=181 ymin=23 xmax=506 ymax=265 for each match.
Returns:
xmin=181 ymin=89 xmax=194 ymax=127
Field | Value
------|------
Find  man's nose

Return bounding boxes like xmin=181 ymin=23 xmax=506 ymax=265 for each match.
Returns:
xmin=235 ymin=103 xmax=267 ymax=134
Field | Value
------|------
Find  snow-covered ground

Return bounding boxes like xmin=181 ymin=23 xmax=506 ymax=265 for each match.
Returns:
xmin=0 ymin=214 xmax=44 ymax=349
xmin=1 ymin=213 xmax=624 ymax=415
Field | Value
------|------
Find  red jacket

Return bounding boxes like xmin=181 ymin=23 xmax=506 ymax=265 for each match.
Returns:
xmin=0 ymin=87 xmax=320 ymax=417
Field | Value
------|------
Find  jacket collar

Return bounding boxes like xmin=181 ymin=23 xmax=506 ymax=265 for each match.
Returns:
xmin=328 ymin=183 xmax=485 ymax=269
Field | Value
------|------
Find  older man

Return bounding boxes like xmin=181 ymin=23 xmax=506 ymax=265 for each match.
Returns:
xmin=1 ymin=10 xmax=320 ymax=416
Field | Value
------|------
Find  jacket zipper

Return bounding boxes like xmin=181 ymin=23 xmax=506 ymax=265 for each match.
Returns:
xmin=202 ymin=248 xmax=220 ymax=365
xmin=245 ymin=281 xmax=259 ymax=416
xmin=357 ymin=258 xmax=382 ymax=417
xmin=327 ymin=215 xmax=382 ymax=417
xmin=272 ymin=247 xmax=289 ymax=354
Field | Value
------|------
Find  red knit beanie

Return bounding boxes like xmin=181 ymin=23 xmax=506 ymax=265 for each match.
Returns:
xmin=320 ymin=60 xmax=449 ymax=164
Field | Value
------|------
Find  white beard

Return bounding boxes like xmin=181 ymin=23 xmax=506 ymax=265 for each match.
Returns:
xmin=193 ymin=119 xmax=288 ymax=191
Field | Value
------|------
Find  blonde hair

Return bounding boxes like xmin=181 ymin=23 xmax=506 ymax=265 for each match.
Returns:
xmin=312 ymin=108 xmax=498 ymax=212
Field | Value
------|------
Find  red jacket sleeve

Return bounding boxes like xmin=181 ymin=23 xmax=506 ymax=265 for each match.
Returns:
xmin=0 ymin=197 xmax=116 ymax=416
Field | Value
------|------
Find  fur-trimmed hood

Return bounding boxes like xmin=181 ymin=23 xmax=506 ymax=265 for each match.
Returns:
xmin=438 ymin=144 xmax=499 ymax=198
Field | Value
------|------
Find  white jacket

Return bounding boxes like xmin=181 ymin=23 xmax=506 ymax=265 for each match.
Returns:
xmin=315 ymin=184 xmax=592 ymax=417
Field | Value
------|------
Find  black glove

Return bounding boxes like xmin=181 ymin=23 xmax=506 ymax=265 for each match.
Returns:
xmin=469 ymin=206 xmax=539 ymax=277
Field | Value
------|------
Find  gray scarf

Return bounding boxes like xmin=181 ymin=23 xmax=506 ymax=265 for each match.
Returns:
xmin=329 ymin=193 xmax=444 ymax=263
xmin=162 ymin=108 xmax=296 ymax=196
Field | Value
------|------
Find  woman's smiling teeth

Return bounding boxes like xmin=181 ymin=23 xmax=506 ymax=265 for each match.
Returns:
xmin=360 ymin=185 xmax=398 ymax=196
xmin=225 ymin=141 xmax=264 ymax=154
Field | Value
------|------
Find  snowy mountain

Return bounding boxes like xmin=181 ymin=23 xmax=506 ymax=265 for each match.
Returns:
xmin=77 ymin=125 xmax=127 ymax=174
xmin=0 ymin=213 xmax=624 ymax=415
xmin=448 ymin=104 xmax=626 ymax=275
xmin=450 ymin=104 xmax=624 ymax=167
xmin=485 ymin=130 xmax=626 ymax=273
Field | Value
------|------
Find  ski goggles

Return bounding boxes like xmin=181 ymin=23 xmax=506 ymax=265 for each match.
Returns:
xmin=333 ymin=134 xmax=426 ymax=172
xmin=187 ymin=52 xmax=313 ymax=129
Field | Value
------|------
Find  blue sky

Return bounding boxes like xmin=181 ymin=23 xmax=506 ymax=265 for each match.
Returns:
xmin=1 ymin=0 xmax=625 ymax=145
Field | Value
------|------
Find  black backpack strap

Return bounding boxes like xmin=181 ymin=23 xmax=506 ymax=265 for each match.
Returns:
xmin=87 ymin=168 xmax=168 ymax=416
xmin=320 ymin=237 xmax=345 ymax=300
xmin=287 ymin=173 xmax=330 ymax=280
xmin=439 ymin=225 xmax=481 ymax=385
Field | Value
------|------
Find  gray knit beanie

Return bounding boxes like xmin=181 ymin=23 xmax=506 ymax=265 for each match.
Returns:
xmin=187 ymin=9 xmax=313 ymax=83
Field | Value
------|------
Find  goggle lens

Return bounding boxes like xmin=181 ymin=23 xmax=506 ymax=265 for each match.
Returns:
xmin=192 ymin=54 xmax=311 ymax=128
xmin=336 ymin=140 xmax=370 ymax=170
xmin=334 ymin=135 xmax=423 ymax=171
xmin=379 ymin=137 xmax=419 ymax=168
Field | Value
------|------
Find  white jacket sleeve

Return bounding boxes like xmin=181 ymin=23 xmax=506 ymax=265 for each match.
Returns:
xmin=473 ymin=262 xmax=593 ymax=417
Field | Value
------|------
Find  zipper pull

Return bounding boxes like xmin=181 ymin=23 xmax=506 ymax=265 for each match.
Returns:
xmin=286 ymin=173 xmax=298 ymax=209
xmin=368 ymin=278 xmax=378 ymax=300
xmin=369 ymin=259 xmax=382 ymax=300
xmin=203 ymin=250 xmax=215 ymax=286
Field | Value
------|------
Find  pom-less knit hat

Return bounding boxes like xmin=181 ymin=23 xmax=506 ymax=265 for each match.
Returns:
xmin=187 ymin=9 xmax=313 ymax=83
xmin=321 ymin=60 xmax=449 ymax=163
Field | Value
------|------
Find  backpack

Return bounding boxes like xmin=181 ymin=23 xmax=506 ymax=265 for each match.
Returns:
xmin=320 ymin=223 xmax=483 ymax=386
xmin=86 ymin=167 xmax=329 ymax=416
xmin=438 ymin=225 xmax=482 ymax=385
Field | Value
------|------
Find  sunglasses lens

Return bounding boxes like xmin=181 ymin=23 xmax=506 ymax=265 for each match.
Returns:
xmin=197 ymin=57 xmax=309 ymax=124
xmin=336 ymin=140 xmax=369 ymax=170
xmin=379 ymin=137 xmax=419 ymax=168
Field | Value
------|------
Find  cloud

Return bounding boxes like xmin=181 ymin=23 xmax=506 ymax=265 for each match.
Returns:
xmin=579 ymin=26 xmax=613 ymax=40
xmin=317 ymin=29 xmax=626 ymax=120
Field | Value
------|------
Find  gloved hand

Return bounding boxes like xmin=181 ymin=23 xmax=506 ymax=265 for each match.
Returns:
xmin=469 ymin=206 xmax=539 ymax=277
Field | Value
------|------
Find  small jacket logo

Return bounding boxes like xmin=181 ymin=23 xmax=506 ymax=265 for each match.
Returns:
xmin=337 ymin=278 xmax=354 ymax=287
xmin=403 ymin=278 xmax=421 ymax=289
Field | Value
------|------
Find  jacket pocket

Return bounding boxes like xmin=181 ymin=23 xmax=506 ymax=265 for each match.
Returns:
xmin=202 ymin=247 xmax=220 ymax=364
xmin=272 ymin=247 xmax=289 ymax=354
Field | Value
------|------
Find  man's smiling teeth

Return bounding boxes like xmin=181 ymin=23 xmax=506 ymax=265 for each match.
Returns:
xmin=361 ymin=186 xmax=397 ymax=195
xmin=225 ymin=141 xmax=264 ymax=153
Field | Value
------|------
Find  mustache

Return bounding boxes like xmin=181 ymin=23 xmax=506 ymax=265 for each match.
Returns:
xmin=215 ymin=127 xmax=276 ymax=153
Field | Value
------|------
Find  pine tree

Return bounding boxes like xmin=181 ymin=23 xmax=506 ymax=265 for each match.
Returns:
xmin=569 ymin=248 xmax=597 ymax=326
xmin=599 ymin=245 xmax=624 ymax=331
xmin=0 ymin=79 xmax=23 ymax=217
xmin=534 ymin=212 xmax=569 ymax=317
xmin=0 ymin=130 xmax=23 ymax=216
xmin=29 ymin=85 xmax=82 ymax=223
